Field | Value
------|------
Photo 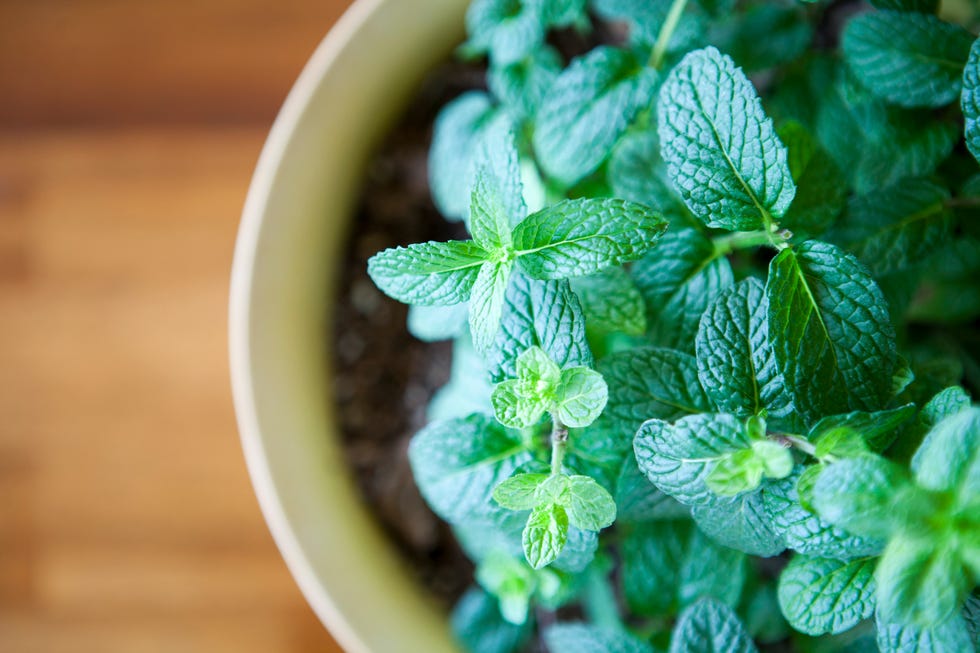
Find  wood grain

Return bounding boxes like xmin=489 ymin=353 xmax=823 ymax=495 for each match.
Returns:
xmin=0 ymin=0 xmax=359 ymax=650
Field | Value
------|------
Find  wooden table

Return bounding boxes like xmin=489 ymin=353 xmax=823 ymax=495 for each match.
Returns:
xmin=0 ymin=1 xmax=355 ymax=650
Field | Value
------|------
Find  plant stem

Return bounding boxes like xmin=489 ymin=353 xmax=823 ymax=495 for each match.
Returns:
xmin=582 ymin=562 xmax=622 ymax=629
xmin=780 ymin=433 xmax=818 ymax=458
xmin=648 ymin=0 xmax=690 ymax=69
xmin=550 ymin=416 xmax=569 ymax=476
xmin=713 ymin=227 xmax=791 ymax=255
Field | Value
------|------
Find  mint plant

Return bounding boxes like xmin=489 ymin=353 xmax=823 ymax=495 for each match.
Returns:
xmin=367 ymin=1 xmax=980 ymax=651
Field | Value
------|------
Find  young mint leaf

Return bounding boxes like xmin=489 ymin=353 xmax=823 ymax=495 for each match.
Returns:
xmin=766 ymin=240 xmax=896 ymax=424
xmin=409 ymin=414 xmax=533 ymax=523
xmin=658 ymin=46 xmax=795 ymax=231
xmin=615 ymin=451 xmax=690 ymax=524
xmin=564 ymin=475 xmax=617 ymax=531
xmin=691 ymin=491 xmax=786 ymax=557
xmin=809 ymin=405 xmax=916 ymax=454
xmin=512 ymin=198 xmax=667 ymax=279
xmin=476 ymin=553 xmax=536 ymax=624
xmin=368 ymin=240 xmax=491 ymax=306
xmin=778 ymin=121 xmax=846 ymax=238
xmin=429 ymin=92 xmax=506 ymax=221
xmin=556 ymin=368 xmax=608 ymax=428
xmin=487 ymin=271 xmax=593 ymax=383
xmin=696 ymin=278 xmax=794 ymax=420
xmin=632 ymin=227 xmax=734 ymax=352
xmin=962 ymin=37 xmax=980 ymax=164
xmin=515 ymin=345 xmax=561 ymax=396
xmin=876 ymin=610 xmax=974 ymax=653
xmin=710 ymin=4 xmax=812 ymax=73
xmin=876 ymin=535 xmax=967 ymax=627
xmin=523 ymin=502 xmax=569 ymax=569
xmin=533 ymin=46 xmax=658 ymax=186
xmin=543 ymin=623 xmax=655 ymax=653
xmin=488 ymin=45 xmax=562 ymax=121
xmin=463 ymin=0 xmax=546 ymax=66
xmin=920 ymin=386 xmax=972 ymax=428
xmin=494 ymin=473 xmax=550 ymax=510
xmin=842 ymin=11 xmax=973 ymax=108
xmin=634 ymin=413 xmax=751 ymax=505
xmin=764 ymin=469 xmax=885 ymax=561
xmin=810 ymin=455 xmax=909 ymax=539
xmin=777 ymin=555 xmax=877 ymax=635
xmin=911 ymin=406 xmax=979 ymax=499
xmin=407 ymin=302 xmax=469 ymax=342
xmin=470 ymin=260 xmax=514 ymax=351
xmin=602 ymin=347 xmax=712 ymax=441
xmin=451 ymin=587 xmax=533 ymax=653
xmin=469 ymin=126 xmax=525 ymax=249
xmin=827 ymin=178 xmax=952 ymax=277
xmin=492 ymin=379 xmax=543 ymax=429
xmin=869 ymin=0 xmax=938 ymax=11
xmin=608 ymin=129 xmax=694 ymax=226
xmin=669 ymin=597 xmax=759 ymax=653
xmin=570 ymin=268 xmax=647 ymax=336
xmin=705 ymin=448 xmax=766 ymax=497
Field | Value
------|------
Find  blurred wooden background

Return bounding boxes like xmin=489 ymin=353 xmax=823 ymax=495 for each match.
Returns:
xmin=0 ymin=1 xmax=357 ymax=650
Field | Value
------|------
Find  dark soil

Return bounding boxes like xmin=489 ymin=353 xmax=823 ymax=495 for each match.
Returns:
xmin=330 ymin=60 xmax=485 ymax=609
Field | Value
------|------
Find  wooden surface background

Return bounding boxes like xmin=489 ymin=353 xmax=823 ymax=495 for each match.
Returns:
xmin=0 ymin=1 xmax=359 ymax=650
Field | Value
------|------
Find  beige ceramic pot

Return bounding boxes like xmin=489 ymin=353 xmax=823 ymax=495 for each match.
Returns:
xmin=229 ymin=0 xmax=469 ymax=651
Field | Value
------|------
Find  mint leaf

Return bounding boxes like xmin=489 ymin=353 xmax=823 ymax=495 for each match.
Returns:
xmin=513 ymin=198 xmax=667 ymax=279
xmin=608 ymin=129 xmax=693 ymax=225
xmin=634 ymin=413 xmax=751 ymax=505
xmin=696 ymin=278 xmax=794 ymax=420
xmin=777 ymin=556 xmax=877 ymax=635
xmin=632 ymin=228 xmax=734 ymax=352
xmin=494 ymin=473 xmax=549 ymax=510
xmin=778 ymin=121 xmax=846 ymax=238
xmin=920 ymin=386 xmax=972 ymax=428
xmin=615 ymin=451 xmax=690 ymax=523
xmin=911 ymin=406 xmax=979 ymax=498
xmin=877 ymin=610 xmax=974 ymax=653
xmin=533 ymin=47 xmax=658 ymax=186
xmin=470 ymin=260 xmax=514 ymax=351
xmin=808 ymin=404 xmax=916 ymax=455
xmin=658 ymin=46 xmax=795 ymax=231
xmin=669 ymin=597 xmax=759 ymax=653
xmin=810 ymin=455 xmax=908 ymax=539
xmin=469 ymin=127 xmax=525 ymax=249
xmin=368 ymin=240 xmax=490 ymax=305
xmin=764 ymin=469 xmax=885 ymax=561
xmin=876 ymin=535 xmax=966 ymax=627
xmin=556 ymin=368 xmax=609 ymax=428
xmin=710 ymin=4 xmax=811 ymax=73
xmin=691 ymin=492 xmax=786 ymax=557
xmin=407 ymin=302 xmax=469 ymax=342
xmin=543 ymin=623 xmax=655 ymax=653
xmin=592 ymin=0 xmax=707 ymax=52
xmin=492 ymin=379 xmax=543 ymax=429
xmin=409 ymin=415 xmax=533 ymax=523
xmin=564 ymin=475 xmax=617 ymax=531
xmin=842 ymin=11 xmax=973 ymax=109
xmin=766 ymin=240 xmax=896 ymax=423
xmin=523 ymin=502 xmax=569 ymax=569
xmin=427 ymin=337 xmax=494 ymax=421
xmin=488 ymin=45 xmax=562 ymax=121
xmin=451 ymin=587 xmax=533 ymax=653
xmin=570 ymin=268 xmax=647 ymax=336
xmin=602 ymin=347 xmax=712 ymax=441
xmin=487 ymin=271 xmax=593 ymax=383
xmin=962 ymin=37 xmax=980 ymax=164
xmin=429 ymin=92 xmax=505 ymax=221
xmin=464 ymin=0 xmax=545 ymax=66
xmin=828 ymin=178 xmax=952 ymax=277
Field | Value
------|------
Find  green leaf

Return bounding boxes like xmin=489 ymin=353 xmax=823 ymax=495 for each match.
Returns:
xmin=876 ymin=535 xmax=966 ymax=627
xmin=633 ymin=228 xmax=734 ymax=352
xmin=543 ymin=623 xmax=655 ymax=653
xmin=842 ymin=11 xmax=973 ymax=108
xmin=523 ymin=502 xmax=569 ymax=568
xmin=607 ymin=129 xmax=693 ymax=226
xmin=710 ymin=4 xmax=812 ymax=73
xmin=778 ymin=121 xmax=846 ymax=238
xmin=494 ymin=473 xmax=549 ymax=510
xmin=962 ymin=37 xmax=980 ymax=164
xmin=602 ymin=347 xmax=712 ymax=441
xmin=669 ymin=597 xmax=759 ymax=653
xmin=570 ymin=268 xmax=647 ymax=336
xmin=487 ymin=271 xmax=593 ymax=383
xmin=492 ymin=379 xmax=542 ymax=429
xmin=451 ymin=587 xmax=533 ymax=653
xmin=869 ymin=0 xmax=938 ymax=11
xmin=409 ymin=415 xmax=532 ymax=523
xmin=564 ymin=475 xmax=617 ymax=531
xmin=634 ymin=413 xmax=751 ymax=505
xmin=469 ymin=127 xmax=525 ymax=249
xmin=556 ymin=368 xmax=608 ymax=428
xmin=911 ymin=406 xmax=979 ymax=498
xmin=696 ymin=278 xmax=794 ymax=420
xmin=828 ymin=178 xmax=952 ymax=277
xmin=463 ymin=0 xmax=546 ymax=66
xmin=407 ymin=302 xmax=469 ymax=342
xmin=777 ymin=556 xmax=877 ymax=635
xmin=658 ymin=46 xmax=795 ymax=231
xmin=429 ymin=92 xmax=505 ymax=221
xmin=705 ymin=448 xmax=764 ymax=497
xmin=592 ymin=0 xmax=707 ymax=51
xmin=427 ymin=336 xmax=494 ymax=421
xmin=920 ymin=386 xmax=972 ymax=428
xmin=877 ymin=610 xmax=974 ymax=653
xmin=766 ymin=240 xmax=896 ymax=424
xmin=810 ymin=455 xmax=909 ymax=539
xmin=516 ymin=346 xmax=562 ymax=397
xmin=809 ymin=405 xmax=916 ymax=455
xmin=368 ymin=240 xmax=490 ymax=306
xmin=488 ymin=45 xmax=562 ymax=121
xmin=615 ymin=451 xmax=690 ymax=523
xmin=475 ymin=553 xmax=536 ymax=624
xmin=470 ymin=260 xmax=514 ymax=351
xmin=691 ymin=492 xmax=786 ymax=557
xmin=513 ymin=198 xmax=667 ymax=279
xmin=533 ymin=46 xmax=658 ymax=186
xmin=764 ymin=469 xmax=885 ymax=561
xmin=552 ymin=525 xmax=599 ymax=573
xmin=678 ymin=528 xmax=747 ymax=608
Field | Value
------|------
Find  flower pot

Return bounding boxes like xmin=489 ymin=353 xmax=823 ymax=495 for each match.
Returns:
xmin=229 ymin=0 xmax=469 ymax=651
